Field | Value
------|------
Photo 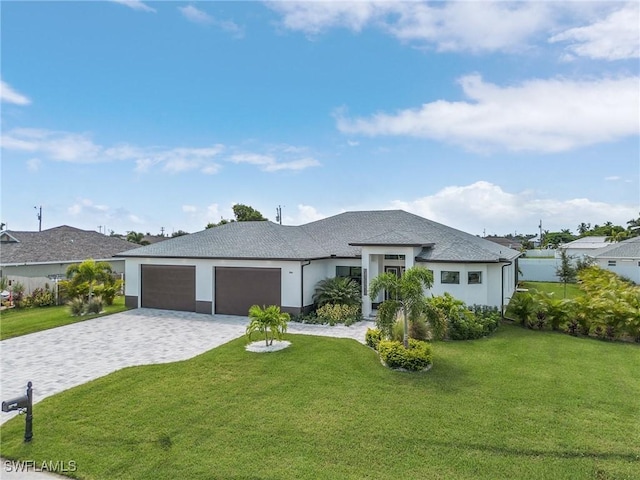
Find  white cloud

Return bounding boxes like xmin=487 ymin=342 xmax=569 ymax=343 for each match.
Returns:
xmin=605 ymin=176 xmax=622 ymax=181
xmin=263 ymin=157 xmax=320 ymax=172
xmin=389 ymin=181 xmax=638 ymax=235
xmin=336 ymin=74 xmax=640 ymax=152
xmin=111 ymin=0 xmax=156 ymax=13
xmin=1 ymin=80 xmax=31 ymax=105
xmin=228 ymin=151 xmax=320 ymax=172
xmin=549 ymin=3 xmax=639 ymax=60
xmin=2 ymin=128 xmax=225 ymax=173
xmin=68 ymin=198 xmax=110 ymax=216
xmin=288 ymin=204 xmax=328 ymax=225
xmin=179 ymin=5 xmax=213 ymax=24
xmin=182 ymin=205 xmax=198 ymax=213
xmin=268 ymin=1 xmax=554 ymax=53
xmin=178 ymin=5 xmax=244 ymax=36
xmin=26 ymin=158 xmax=41 ymax=172
xmin=229 ymin=153 xmax=275 ymax=166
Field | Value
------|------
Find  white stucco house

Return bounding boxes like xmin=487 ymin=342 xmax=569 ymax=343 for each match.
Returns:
xmin=118 ymin=210 xmax=520 ymax=316
xmin=589 ymin=236 xmax=640 ymax=284
xmin=558 ymin=236 xmax=610 ymax=260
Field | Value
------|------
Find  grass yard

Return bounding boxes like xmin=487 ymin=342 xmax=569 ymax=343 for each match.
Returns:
xmin=518 ymin=281 xmax=583 ymax=299
xmin=1 ymin=325 xmax=638 ymax=480
xmin=0 ymin=296 xmax=128 ymax=340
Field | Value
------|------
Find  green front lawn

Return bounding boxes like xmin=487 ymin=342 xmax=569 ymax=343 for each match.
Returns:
xmin=1 ymin=326 xmax=638 ymax=479
xmin=0 ymin=296 xmax=128 ymax=340
xmin=519 ymin=281 xmax=583 ymax=299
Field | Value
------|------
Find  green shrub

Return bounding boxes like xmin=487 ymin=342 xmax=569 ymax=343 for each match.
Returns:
xmin=429 ymin=294 xmax=500 ymax=340
xmin=93 ymin=279 xmax=122 ymax=306
xmin=68 ymin=297 xmax=85 ymax=316
xmin=29 ymin=287 xmax=56 ymax=307
xmin=291 ymin=312 xmax=322 ymax=324
xmin=86 ymin=296 xmax=104 ymax=314
xmin=378 ymin=339 xmax=432 ymax=371
xmin=391 ymin=319 xmax=405 ymax=342
xmin=365 ymin=328 xmax=382 ymax=350
xmin=409 ymin=318 xmax=429 ymax=341
xmin=312 ymin=277 xmax=361 ymax=307
xmin=11 ymin=282 xmax=25 ymax=308
xmin=316 ymin=303 xmax=361 ymax=326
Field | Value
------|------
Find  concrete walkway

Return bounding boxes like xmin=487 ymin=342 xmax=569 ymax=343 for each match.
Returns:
xmin=1 ymin=308 xmax=372 ymax=478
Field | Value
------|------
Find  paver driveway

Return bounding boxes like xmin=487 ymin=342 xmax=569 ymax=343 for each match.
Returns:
xmin=1 ymin=308 xmax=372 ymax=426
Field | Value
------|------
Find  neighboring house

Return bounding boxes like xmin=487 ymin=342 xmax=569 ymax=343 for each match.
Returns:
xmin=484 ymin=236 xmax=523 ymax=251
xmin=0 ymin=226 xmax=133 ymax=292
xmin=558 ymin=236 xmax=610 ymax=259
xmin=589 ymin=236 xmax=640 ymax=284
xmin=118 ymin=210 xmax=520 ymax=316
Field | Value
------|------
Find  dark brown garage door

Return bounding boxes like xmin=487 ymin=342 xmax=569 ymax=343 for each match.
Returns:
xmin=141 ymin=265 xmax=196 ymax=312
xmin=215 ymin=267 xmax=281 ymax=316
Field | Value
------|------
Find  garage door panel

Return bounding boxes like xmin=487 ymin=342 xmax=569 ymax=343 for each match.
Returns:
xmin=141 ymin=265 xmax=196 ymax=312
xmin=215 ymin=267 xmax=281 ymax=316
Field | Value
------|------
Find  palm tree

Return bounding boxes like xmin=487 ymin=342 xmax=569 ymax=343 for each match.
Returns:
xmin=369 ymin=267 xmax=433 ymax=348
xmin=312 ymin=277 xmax=361 ymax=307
xmin=66 ymin=259 xmax=113 ymax=299
xmin=126 ymin=231 xmax=150 ymax=245
xmin=246 ymin=305 xmax=290 ymax=346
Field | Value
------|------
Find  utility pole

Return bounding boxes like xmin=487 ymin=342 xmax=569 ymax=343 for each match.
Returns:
xmin=539 ymin=219 xmax=543 ymax=247
xmin=160 ymin=227 xmax=165 ymax=237
xmin=34 ymin=206 xmax=42 ymax=232
xmin=275 ymin=205 xmax=283 ymax=225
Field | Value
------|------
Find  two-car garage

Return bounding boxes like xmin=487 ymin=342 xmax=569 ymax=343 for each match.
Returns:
xmin=139 ymin=264 xmax=281 ymax=316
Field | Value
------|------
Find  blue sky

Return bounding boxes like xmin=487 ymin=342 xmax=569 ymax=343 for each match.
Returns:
xmin=1 ymin=1 xmax=638 ymax=237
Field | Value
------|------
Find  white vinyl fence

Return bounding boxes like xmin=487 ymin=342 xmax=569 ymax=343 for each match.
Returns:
xmin=518 ymin=258 xmax=560 ymax=282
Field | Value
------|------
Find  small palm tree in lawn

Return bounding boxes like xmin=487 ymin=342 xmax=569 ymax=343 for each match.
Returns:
xmin=66 ymin=258 xmax=113 ymax=300
xmin=246 ymin=305 xmax=290 ymax=347
xmin=369 ymin=267 xmax=433 ymax=348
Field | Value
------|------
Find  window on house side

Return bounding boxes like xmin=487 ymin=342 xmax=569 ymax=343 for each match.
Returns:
xmin=441 ymin=271 xmax=460 ymax=284
xmin=468 ymin=271 xmax=482 ymax=284
xmin=607 ymin=260 xmax=616 ymax=267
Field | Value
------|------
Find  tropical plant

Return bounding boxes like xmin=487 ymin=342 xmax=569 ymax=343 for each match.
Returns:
xmin=313 ymin=277 xmax=361 ymax=307
xmin=66 ymin=259 xmax=113 ymax=300
xmin=126 ymin=231 xmax=150 ymax=245
xmin=11 ymin=281 xmax=25 ymax=308
xmin=246 ymin=305 xmax=290 ymax=347
xmin=316 ymin=303 xmax=361 ymax=326
xmin=86 ymin=296 xmax=104 ymax=314
xmin=93 ymin=279 xmax=123 ymax=306
xmin=508 ymin=291 xmax=536 ymax=327
xmin=68 ymin=297 xmax=85 ymax=316
xmin=555 ymin=250 xmax=576 ymax=298
xmin=369 ymin=267 xmax=433 ymax=348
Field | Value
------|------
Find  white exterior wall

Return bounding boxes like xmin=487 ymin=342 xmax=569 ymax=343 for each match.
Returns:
xmin=595 ymin=258 xmax=640 ymax=284
xmin=302 ymin=258 xmax=362 ymax=307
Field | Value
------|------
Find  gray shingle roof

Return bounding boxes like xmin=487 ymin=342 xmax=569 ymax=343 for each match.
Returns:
xmin=591 ymin=236 xmax=640 ymax=259
xmin=1 ymin=226 xmax=135 ymax=265
xmin=118 ymin=210 xmax=520 ymax=263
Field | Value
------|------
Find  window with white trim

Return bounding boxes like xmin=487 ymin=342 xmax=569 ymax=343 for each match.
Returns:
xmin=468 ymin=271 xmax=482 ymax=284
xmin=607 ymin=260 xmax=616 ymax=267
xmin=441 ymin=271 xmax=460 ymax=284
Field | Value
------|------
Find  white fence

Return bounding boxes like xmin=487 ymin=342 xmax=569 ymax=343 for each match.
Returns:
xmin=518 ymin=258 xmax=560 ymax=282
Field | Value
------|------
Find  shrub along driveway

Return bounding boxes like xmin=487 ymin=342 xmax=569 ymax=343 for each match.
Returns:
xmin=0 ymin=309 xmax=372 ymax=425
